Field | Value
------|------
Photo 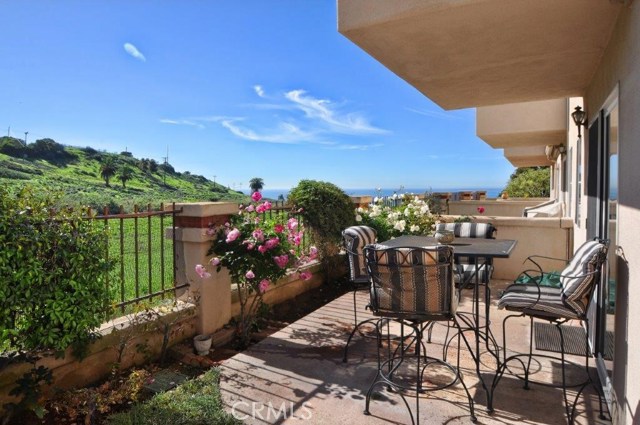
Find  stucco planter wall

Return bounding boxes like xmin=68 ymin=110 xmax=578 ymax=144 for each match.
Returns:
xmin=0 ymin=303 xmax=197 ymax=408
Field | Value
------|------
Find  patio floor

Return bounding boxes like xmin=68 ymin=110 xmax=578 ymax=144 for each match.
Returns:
xmin=219 ymin=280 xmax=612 ymax=424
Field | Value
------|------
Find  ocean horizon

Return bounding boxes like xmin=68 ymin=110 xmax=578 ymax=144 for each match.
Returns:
xmin=252 ymin=187 xmax=504 ymax=201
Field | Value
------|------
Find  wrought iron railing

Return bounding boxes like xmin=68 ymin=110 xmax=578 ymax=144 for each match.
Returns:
xmin=88 ymin=203 xmax=187 ymax=314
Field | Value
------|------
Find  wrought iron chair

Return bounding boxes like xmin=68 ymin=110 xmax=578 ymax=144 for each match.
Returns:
xmin=492 ymin=238 xmax=609 ymax=424
xmin=362 ymin=244 xmax=477 ymax=424
xmin=342 ymin=225 xmax=378 ymax=362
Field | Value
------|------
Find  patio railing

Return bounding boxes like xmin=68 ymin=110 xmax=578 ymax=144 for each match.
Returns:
xmin=88 ymin=203 xmax=188 ymax=314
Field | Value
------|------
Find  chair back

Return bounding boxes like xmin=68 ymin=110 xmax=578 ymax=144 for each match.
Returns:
xmin=342 ymin=226 xmax=377 ymax=282
xmin=434 ymin=222 xmax=496 ymax=239
xmin=561 ymin=238 xmax=609 ymax=315
xmin=363 ymin=245 xmax=457 ymax=319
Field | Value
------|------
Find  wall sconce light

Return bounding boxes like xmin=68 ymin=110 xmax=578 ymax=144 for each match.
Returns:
xmin=571 ymin=105 xmax=587 ymax=137
xmin=545 ymin=144 xmax=566 ymax=161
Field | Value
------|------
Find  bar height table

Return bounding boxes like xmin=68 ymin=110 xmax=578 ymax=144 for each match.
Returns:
xmin=378 ymin=235 xmax=517 ymax=411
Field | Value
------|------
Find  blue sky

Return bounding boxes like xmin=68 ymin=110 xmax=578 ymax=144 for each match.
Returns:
xmin=0 ymin=1 xmax=514 ymax=192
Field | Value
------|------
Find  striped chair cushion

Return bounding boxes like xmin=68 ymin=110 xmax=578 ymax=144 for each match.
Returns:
xmin=435 ymin=222 xmax=496 ymax=283
xmin=364 ymin=245 xmax=457 ymax=317
xmin=455 ymin=264 xmax=493 ymax=286
xmin=561 ymin=240 xmax=608 ymax=314
xmin=498 ymin=284 xmax=581 ymax=319
xmin=435 ymin=222 xmax=496 ymax=239
xmin=342 ymin=226 xmax=377 ymax=283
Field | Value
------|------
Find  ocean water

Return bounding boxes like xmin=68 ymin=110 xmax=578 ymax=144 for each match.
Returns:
xmin=255 ymin=187 xmax=503 ymax=201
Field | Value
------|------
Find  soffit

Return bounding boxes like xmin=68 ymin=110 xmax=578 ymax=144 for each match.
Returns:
xmin=338 ymin=0 xmax=621 ymax=110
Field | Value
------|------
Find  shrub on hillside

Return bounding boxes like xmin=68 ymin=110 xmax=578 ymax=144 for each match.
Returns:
xmin=0 ymin=136 xmax=28 ymax=157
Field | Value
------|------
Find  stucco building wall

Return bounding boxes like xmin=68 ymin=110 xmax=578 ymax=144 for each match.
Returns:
xmin=584 ymin=5 xmax=640 ymax=424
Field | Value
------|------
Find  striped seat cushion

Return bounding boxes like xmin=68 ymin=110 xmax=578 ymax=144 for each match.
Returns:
xmin=498 ymin=284 xmax=581 ymax=319
xmin=342 ymin=226 xmax=377 ymax=283
xmin=561 ymin=240 xmax=608 ymax=314
xmin=434 ymin=222 xmax=496 ymax=239
xmin=435 ymin=222 xmax=496 ymax=284
xmin=454 ymin=264 xmax=493 ymax=285
xmin=365 ymin=245 xmax=457 ymax=316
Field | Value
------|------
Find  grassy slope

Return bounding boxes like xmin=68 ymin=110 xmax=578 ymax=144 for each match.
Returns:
xmin=0 ymin=147 xmax=247 ymax=210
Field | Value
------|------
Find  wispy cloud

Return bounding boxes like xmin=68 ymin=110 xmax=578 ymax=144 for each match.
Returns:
xmin=159 ymin=118 xmax=204 ymax=129
xmin=159 ymin=86 xmax=389 ymax=147
xmin=285 ymin=90 xmax=388 ymax=135
xmin=253 ymin=85 xmax=265 ymax=98
xmin=219 ymin=118 xmax=311 ymax=144
xmin=405 ymin=107 xmax=463 ymax=121
xmin=124 ymin=42 xmax=146 ymax=62
xmin=323 ymin=143 xmax=384 ymax=151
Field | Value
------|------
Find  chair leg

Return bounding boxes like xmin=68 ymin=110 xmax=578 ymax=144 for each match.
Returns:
xmin=452 ymin=317 xmax=477 ymax=423
xmin=342 ymin=317 xmax=380 ymax=363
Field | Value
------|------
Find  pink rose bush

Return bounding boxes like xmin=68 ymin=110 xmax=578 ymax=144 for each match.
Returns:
xmin=195 ymin=191 xmax=315 ymax=347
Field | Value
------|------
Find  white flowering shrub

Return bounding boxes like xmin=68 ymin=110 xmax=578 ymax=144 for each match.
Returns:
xmin=358 ymin=194 xmax=440 ymax=241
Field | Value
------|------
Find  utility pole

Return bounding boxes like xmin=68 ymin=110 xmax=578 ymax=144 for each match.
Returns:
xmin=24 ymin=131 xmax=28 ymax=146
xmin=7 ymin=126 xmax=10 ymax=137
xmin=213 ymin=175 xmax=217 ymax=186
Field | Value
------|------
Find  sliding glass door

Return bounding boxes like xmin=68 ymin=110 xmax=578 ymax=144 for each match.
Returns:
xmin=586 ymin=91 xmax=618 ymax=408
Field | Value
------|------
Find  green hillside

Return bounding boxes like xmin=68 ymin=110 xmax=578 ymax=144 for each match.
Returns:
xmin=0 ymin=136 xmax=247 ymax=211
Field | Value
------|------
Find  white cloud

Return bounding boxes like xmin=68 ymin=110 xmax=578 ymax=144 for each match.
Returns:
xmin=158 ymin=86 xmax=389 ymax=147
xmin=285 ymin=90 xmax=388 ymax=135
xmin=159 ymin=118 xmax=204 ymax=129
xmin=124 ymin=43 xmax=146 ymax=62
xmin=323 ymin=143 xmax=384 ymax=151
xmin=219 ymin=118 xmax=312 ymax=144
xmin=253 ymin=85 xmax=265 ymax=98
xmin=405 ymin=107 xmax=464 ymax=120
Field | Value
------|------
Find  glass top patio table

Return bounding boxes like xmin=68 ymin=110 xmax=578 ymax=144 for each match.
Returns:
xmin=377 ymin=234 xmax=517 ymax=413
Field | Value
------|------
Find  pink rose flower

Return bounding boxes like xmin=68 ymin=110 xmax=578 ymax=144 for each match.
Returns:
xmin=256 ymin=204 xmax=267 ymax=213
xmin=258 ymin=245 xmax=268 ymax=254
xmin=252 ymin=229 xmax=265 ymax=242
xmin=287 ymin=217 xmax=298 ymax=231
xmin=195 ymin=264 xmax=211 ymax=279
xmin=226 ymin=228 xmax=241 ymax=243
xmin=258 ymin=279 xmax=270 ymax=294
xmin=245 ymin=205 xmax=255 ymax=212
xmin=245 ymin=270 xmax=255 ymax=279
xmin=293 ymin=233 xmax=302 ymax=246
xmin=247 ymin=243 xmax=254 ymax=250
xmin=309 ymin=246 xmax=318 ymax=260
xmin=209 ymin=257 xmax=221 ymax=266
xmin=263 ymin=201 xmax=272 ymax=211
xmin=274 ymin=224 xmax=285 ymax=233
xmin=273 ymin=255 xmax=289 ymax=269
xmin=265 ymin=237 xmax=280 ymax=250
xmin=299 ymin=271 xmax=312 ymax=281
xmin=477 ymin=206 xmax=485 ymax=214
xmin=251 ymin=191 xmax=263 ymax=202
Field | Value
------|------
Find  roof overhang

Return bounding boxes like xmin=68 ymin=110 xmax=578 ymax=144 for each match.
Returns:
xmin=338 ymin=0 xmax=621 ymax=110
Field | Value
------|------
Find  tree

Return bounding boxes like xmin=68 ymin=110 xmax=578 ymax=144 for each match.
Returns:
xmin=100 ymin=157 xmax=117 ymax=187
xmin=118 ymin=165 xmax=134 ymax=188
xmin=503 ymin=166 xmax=551 ymax=198
xmin=249 ymin=177 xmax=264 ymax=193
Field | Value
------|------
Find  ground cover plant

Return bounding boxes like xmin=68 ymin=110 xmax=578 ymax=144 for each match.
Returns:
xmin=106 ymin=369 xmax=239 ymax=425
